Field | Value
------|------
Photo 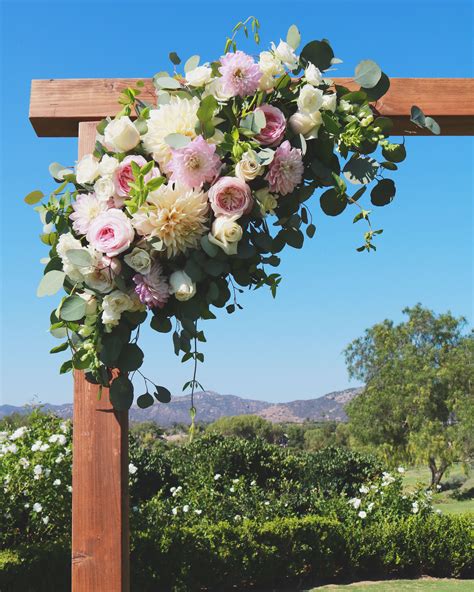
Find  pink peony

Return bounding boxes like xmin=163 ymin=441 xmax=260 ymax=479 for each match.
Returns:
xmin=167 ymin=136 xmax=221 ymax=188
xmin=219 ymin=50 xmax=262 ymax=98
xmin=114 ymin=155 xmax=159 ymax=200
xmin=133 ymin=262 xmax=169 ymax=309
xmin=265 ymin=140 xmax=304 ymax=196
xmin=86 ymin=208 xmax=135 ymax=257
xmin=208 ymin=177 xmax=253 ymax=218
xmin=254 ymin=105 xmax=287 ymax=147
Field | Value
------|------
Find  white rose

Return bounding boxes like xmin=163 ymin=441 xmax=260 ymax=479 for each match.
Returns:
xmin=208 ymin=216 xmax=243 ymax=256
xmin=289 ymin=110 xmax=322 ymax=139
xmin=94 ymin=176 xmax=115 ymax=201
xmin=123 ymin=248 xmax=152 ymax=275
xmin=101 ymin=290 xmax=133 ymax=326
xmin=321 ymin=92 xmax=337 ymax=113
xmin=104 ymin=116 xmax=141 ymax=152
xmin=235 ymin=150 xmax=263 ymax=181
xmin=98 ymin=154 xmax=119 ymax=176
xmin=259 ymin=73 xmax=276 ymax=91
xmin=305 ymin=63 xmax=323 ymax=86
xmin=297 ymin=84 xmax=324 ymax=114
xmin=169 ymin=271 xmax=196 ymax=302
xmin=203 ymin=78 xmax=233 ymax=102
xmin=255 ymin=188 xmax=278 ymax=216
xmin=185 ymin=66 xmax=212 ymax=87
xmin=259 ymin=51 xmax=284 ymax=76
xmin=271 ymin=40 xmax=299 ymax=70
xmin=76 ymin=154 xmax=100 ymax=185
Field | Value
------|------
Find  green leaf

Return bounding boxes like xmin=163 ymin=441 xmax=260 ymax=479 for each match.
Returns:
xmin=49 ymin=162 xmax=72 ymax=180
xmin=306 ymin=224 xmax=316 ymax=238
xmin=300 ymin=40 xmax=334 ymax=71
xmin=380 ymin=161 xmax=398 ymax=171
xmin=50 ymin=342 xmax=69 ymax=354
xmin=343 ymin=155 xmax=379 ymax=185
xmin=370 ymin=179 xmax=396 ymax=206
xmin=164 ymin=133 xmax=192 ymax=149
xmin=361 ymin=72 xmax=390 ymax=101
xmin=197 ymin=95 xmax=218 ymax=123
xmin=424 ymin=116 xmax=441 ymax=135
xmin=410 ymin=105 xmax=426 ymax=128
xmin=205 ymin=259 xmax=227 ymax=277
xmin=350 ymin=187 xmax=367 ymax=202
xmin=24 ymin=190 xmax=44 ymax=205
xmin=154 ymin=76 xmax=181 ymax=90
xmin=320 ymin=188 xmax=347 ymax=216
xmin=382 ymin=143 xmax=406 ymax=163
xmin=241 ymin=110 xmax=266 ymax=134
xmin=37 ymin=270 xmax=65 ymax=297
xmin=321 ymin=112 xmax=340 ymax=135
xmin=65 ymin=249 xmax=92 ymax=267
xmin=169 ymin=51 xmax=181 ymax=65
xmin=109 ymin=375 xmax=134 ymax=411
xmin=116 ymin=343 xmax=144 ymax=372
xmin=284 ymin=229 xmax=304 ymax=249
xmin=59 ymin=360 xmax=73 ymax=374
xmin=286 ymin=24 xmax=301 ymax=50
xmin=151 ymin=316 xmax=172 ymax=333
xmin=137 ymin=392 xmax=154 ymax=409
xmin=60 ymin=295 xmax=87 ymax=321
xmin=154 ymin=386 xmax=172 ymax=403
xmin=184 ymin=55 xmax=200 ymax=73
xmin=354 ymin=60 xmax=382 ymax=89
xmin=200 ymin=234 xmax=219 ymax=257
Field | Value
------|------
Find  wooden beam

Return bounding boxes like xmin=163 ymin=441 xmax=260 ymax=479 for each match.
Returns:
xmin=72 ymin=125 xmax=129 ymax=592
xmin=30 ymin=77 xmax=474 ymax=137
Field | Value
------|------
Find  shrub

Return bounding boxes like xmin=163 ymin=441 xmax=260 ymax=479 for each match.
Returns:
xmin=206 ymin=415 xmax=285 ymax=443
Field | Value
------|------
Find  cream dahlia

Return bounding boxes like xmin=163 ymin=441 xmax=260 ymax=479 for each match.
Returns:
xmin=131 ymin=183 xmax=209 ymax=257
xmin=142 ymin=97 xmax=200 ymax=168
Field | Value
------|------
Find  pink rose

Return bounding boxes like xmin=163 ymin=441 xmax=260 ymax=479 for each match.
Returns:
xmin=254 ymin=105 xmax=286 ymax=147
xmin=113 ymin=155 xmax=159 ymax=200
xmin=86 ymin=209 xmax=135 ymax=257
xmin=209 ymin=177 xmax=253 ymax=218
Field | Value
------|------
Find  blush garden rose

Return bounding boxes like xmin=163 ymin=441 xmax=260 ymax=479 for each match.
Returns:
xmin=28 ymin=18 xmax=429 ymax=411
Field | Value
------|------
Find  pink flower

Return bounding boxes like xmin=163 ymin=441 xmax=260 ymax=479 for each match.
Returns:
xmin=167 ymin=136 xmax=221 ymax=188
xmin=133 ymin=262 xmax=169 ymax=309
xmin=113 ymin=155 xmax=159 ymax=200
xmin=208 ymin=177 xmax=252 ymax=218
xmin=254 ymin=105 xmax=286 ymax=147
xmin=219 ymin=51 xmax=262 ymax=98
xmin=265 ymin=141 xmax=304 ymax=196
xmin=70 ymin=193 xmax=108 ymax=235
xmin=86 ymin=209 xmax=135 ymax=257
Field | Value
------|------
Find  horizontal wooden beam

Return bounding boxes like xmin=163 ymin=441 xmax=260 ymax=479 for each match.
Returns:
xmin=29 ymin=77 xmax=474 ymax=137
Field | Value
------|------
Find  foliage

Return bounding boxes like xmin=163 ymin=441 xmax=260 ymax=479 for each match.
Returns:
xmin=24 ymin=20 xmax=435 ymax=413
xmin=206 ymin=414 xmax=284 ymax=442
xmin=345 ymin=305 xmax=474 ymax=487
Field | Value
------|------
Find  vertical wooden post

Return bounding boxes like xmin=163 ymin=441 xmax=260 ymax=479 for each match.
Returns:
xmin=72 ymin=122 xmax=130 ymax=592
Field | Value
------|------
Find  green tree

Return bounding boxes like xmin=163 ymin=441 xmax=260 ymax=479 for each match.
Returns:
xmin=206 ymin=415 xmax=284 ymax=444
xmin=345 ymin=305 xmax=473 ymax=487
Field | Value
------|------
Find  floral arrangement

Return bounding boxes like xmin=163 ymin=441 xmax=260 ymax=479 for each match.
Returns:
xmin=26 ymin=19 xmax=437 ymax=412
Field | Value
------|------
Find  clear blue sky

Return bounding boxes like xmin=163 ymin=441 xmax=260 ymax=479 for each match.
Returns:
xmin=0 ymin=0 xmax=472 ymax=406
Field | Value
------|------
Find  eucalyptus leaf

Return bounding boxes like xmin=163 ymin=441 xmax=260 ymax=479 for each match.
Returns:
xmin=361 ymin=72 xmax=390 ymax=101
xmin=37 ymin=270 xmax=65 ymax=297
xmin=382 ymin=143 xmax=406 ymax=163
xmin=137 ymin=393 xmax=154 ymax=409
xmin=24 ymin=190 xmax=44 ymax=205
xmin=410 ymin=105 xmax=426 ymax=128
xmin=286 ymin=24 xmax=301 ymax=50
xmin=116 ymin=343 xmax=144 ymax=372
xmin=343 ymin=155 xmax=379 ymax=185
xmin=154 ymin=386 xmax=172 ymax=403
xmin=49 ymin=162 xmax=73 ymax=181
xmin=66 ymin=249 xmax=92 ymax=267
xmin=184 ymin=55 xmax=200 ymax=73
xmin=164 ymin=133 xmax=192 ymax=149
xmin=424 ymin=116 xmax=441 ymax=135
xmin=110 ymin=375 xmax=134 ymax=411
xmin=59 ymin=295 xmax=87 ymax=321
xmin=320 ymin=188 xmax=347 ymax=216
xmin=300 ymin=40 xmax=334 ymax=71
xmin=155 ymin=76 xmax=181 ymax=90
xmin=354 ymin=60 xmax=382 ymax=89
xmin=370 ymin=179 xmax=396 ymax=206
xmin=169 ymin=51 xmax=181 ymax=65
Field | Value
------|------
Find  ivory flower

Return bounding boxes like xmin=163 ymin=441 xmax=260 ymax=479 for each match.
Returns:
xmin=70 ymin=193 xmax=108 ymax=235
xmin=235 ymin=150 xmax=263 ymax=181
xmin=76 ymin=154 xmax=100 ymax=185
xmin=169 ymin=271 xmax=196 ymax=301
xmin=271 ymin=40 xmax=299 ymax=70
xmin=297 ymin=84 xmax=324 ymax=114
xmin=305 ymin=63 xmax=323 ymax=86
xmin=185 ymin=66 xmax=212 ymax=87
xmin=104 ymin=116 xmax=141 ymax=152
xmin=208 ymin=216 xmax=243 ymax=255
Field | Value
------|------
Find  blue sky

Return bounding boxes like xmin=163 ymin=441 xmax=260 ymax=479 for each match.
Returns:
xmin=0 ymin=0 xmax=472 ymax=406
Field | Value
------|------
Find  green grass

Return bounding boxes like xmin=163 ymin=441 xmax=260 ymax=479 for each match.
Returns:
xmin=310 ymin=578 xmax=474 ymax=591
xmin=403 ymin=463 xmax=474 ymax=515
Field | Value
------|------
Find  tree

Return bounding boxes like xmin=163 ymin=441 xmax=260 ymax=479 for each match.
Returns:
xmin=206 ymin=415 xmax=284 ymax=444
xmin=345 ymin=305 xmax=473 ymax=488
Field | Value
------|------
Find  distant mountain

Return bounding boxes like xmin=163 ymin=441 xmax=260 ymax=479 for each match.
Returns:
xmin=0 ymin=387 xmax=362 ymax=427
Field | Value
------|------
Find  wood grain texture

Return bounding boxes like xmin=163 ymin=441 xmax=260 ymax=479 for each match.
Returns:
xmin=72 ymin=122 xmax=129 ymax=592
xmin=29 ymin=77 xmax=474 ymax=137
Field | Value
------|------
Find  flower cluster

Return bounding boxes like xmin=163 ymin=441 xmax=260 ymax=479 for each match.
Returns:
xmin=28 ymin=19 xmax=414 ymax=410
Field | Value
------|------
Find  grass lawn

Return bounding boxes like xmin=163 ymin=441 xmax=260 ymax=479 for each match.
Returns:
xmin=310 ymin=578 xmax=474 ymax=591
xmin=403 ymin=464 xmax=474 ymax=515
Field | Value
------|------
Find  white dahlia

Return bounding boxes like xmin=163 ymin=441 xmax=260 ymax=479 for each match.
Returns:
xmin=142 ymin=97 xmax=200 ymax=168
xmin=132 ymin=183 xmax=209 ymax=257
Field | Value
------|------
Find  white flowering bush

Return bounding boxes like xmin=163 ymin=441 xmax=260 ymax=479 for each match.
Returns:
xmin=0 ymin=412 xmax=72 ymax=547
xmin=24 ymin=18 xmax=439 ymax=411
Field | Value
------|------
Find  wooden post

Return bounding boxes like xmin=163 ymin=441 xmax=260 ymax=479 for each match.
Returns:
xmin=71 ymin=122 xmax=130 ymax=592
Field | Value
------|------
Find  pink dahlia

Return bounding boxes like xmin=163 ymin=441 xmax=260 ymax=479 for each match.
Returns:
xmin=133 ymin=262 xmax=170 ymax=309
xmin=254 ymin=105 xmax=286 ymax=147
xmin=219 ymin=50 xmax=262 ymax=97
xmin=167 ymin=136 xmax=221 ymax=188
xmin=70 ymin=192 xmax=108 ymax=235
xmin=265 ymin=140 xmax=304 ymax=196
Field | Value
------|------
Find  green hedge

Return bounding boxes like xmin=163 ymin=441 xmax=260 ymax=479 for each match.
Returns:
xmin=2 ymin=514 xmax=472 ymax=592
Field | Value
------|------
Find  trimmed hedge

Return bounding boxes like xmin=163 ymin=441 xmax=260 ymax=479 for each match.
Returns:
xmin=1 ymin=514 xmax=472 ymax=592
